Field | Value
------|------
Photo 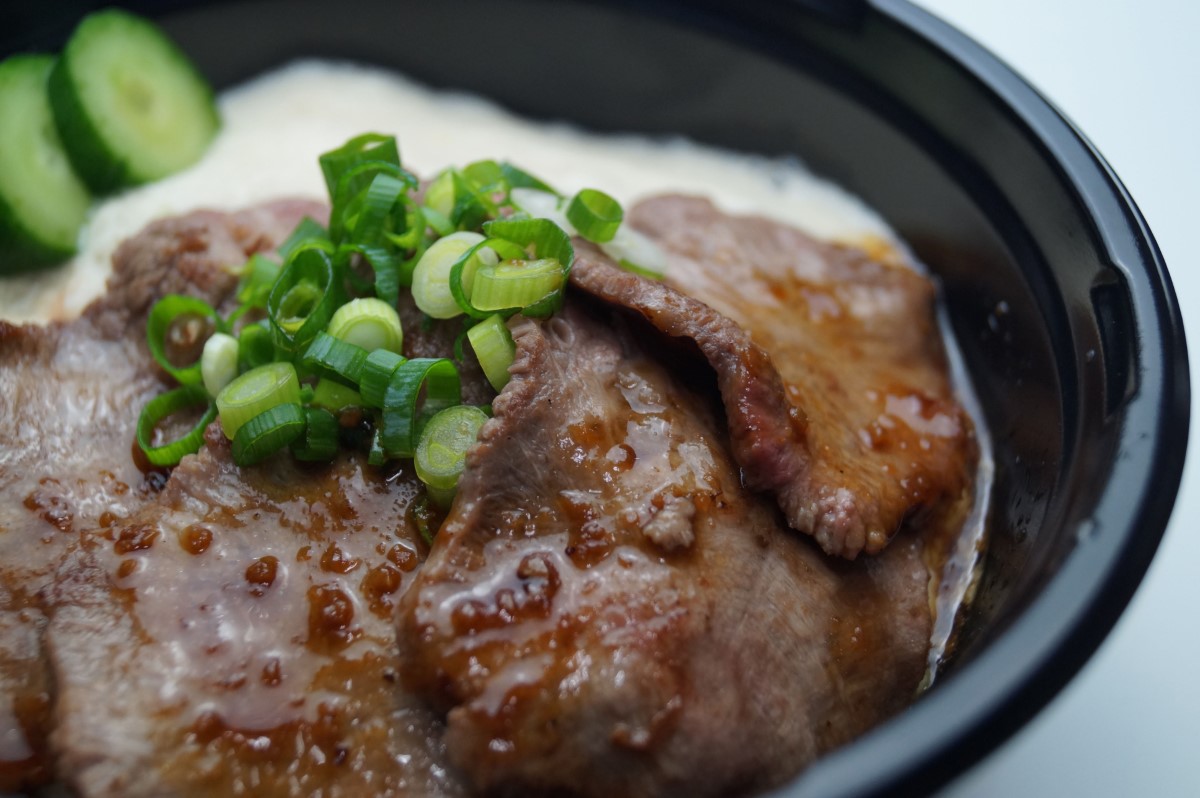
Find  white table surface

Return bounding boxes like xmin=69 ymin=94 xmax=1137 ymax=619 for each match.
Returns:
xmin=908 ymin=2 xmax=1200 ymax=796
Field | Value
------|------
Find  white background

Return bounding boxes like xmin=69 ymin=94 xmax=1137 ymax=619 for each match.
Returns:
xmin=911 ymin=2 xmax=1200 ymax=796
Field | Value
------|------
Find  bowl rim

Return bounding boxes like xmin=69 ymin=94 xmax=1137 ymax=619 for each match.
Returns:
xmin=2 ymin=1 xmax=1188 ymax=795
xmin=751 ymin=1 xmax=1190 ymax=795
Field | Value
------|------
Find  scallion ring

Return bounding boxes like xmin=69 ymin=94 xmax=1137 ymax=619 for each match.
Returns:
xmin=414 ymin=405 xmax=489 ymax=507
xmin=136 ymin=386 xmax=217 ymax=467
xmin=200 ymin=332 xmax=239 ymax=397
xmin=146 ymin=294 xmax=223 ymax=386
xmin=237 ymin=320 xmax=275 ymax=371
xmin=380 ymin=358 xmax=461 ymax=459
xmin=319 ymin=133 xmax=402 ymax=198
xmin=328 ymin=297 xmax=403 ymax=354
xmin=466 ymin=314 xmax=516 ymax=392
xmin=412 ymin=232 xmax=486 ymax=319
xmin=311 ymin=379 xmax=362 ymax=414
xmin=448 ymin=237 xmax=524 ymax=319
xmin=291 ymin=406 xmax=340 ymax=462
xmin=231 ymin=403 xmax=306 ymax=467
xmin=566 ymin=188 xmax=623 ymax=243
xmin=215 ymin=361 xmax=301 ymax=440
xmin=301 ymin=331 xmax=369 ymax=388
xmin=359 ymin=349 xmax=406 ymax=408
xmin=469 ymin=258 xmax=565 ymax=313
xmin=267 ymin=247 xmax=343 ymax=355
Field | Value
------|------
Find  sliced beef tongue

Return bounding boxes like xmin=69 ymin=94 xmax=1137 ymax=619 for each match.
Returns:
xmin=48 ymin=439 xmax=465 ymax=798
xmin=399 ymin=299 xmax=933 ymax=798
xmin=0 ymin=200 xmax=323 ymax=792
xmin=572 ymin=195 xmax=977 ymax=559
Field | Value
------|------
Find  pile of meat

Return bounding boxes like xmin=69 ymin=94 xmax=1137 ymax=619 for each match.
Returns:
xmin=0 ymin=195 xmax=977 ymax=797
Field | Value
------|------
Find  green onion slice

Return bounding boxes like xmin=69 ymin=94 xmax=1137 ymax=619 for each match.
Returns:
xmin=484 ymin=217 xmax=574 ymax=267
xmin=328 ymin=297 xmax=403 ymax=353
xmin=469 ymin=258 xmax=564 ymax=313
xmin=146 ymin=295 xmax=223 ymax=386
xmin=423 ymin=169 xmax=456 ymax=219
xmin=319 ymin=133 xmax=401 ymax=197
xmin=235 ymin=253 xmax=281 ymax=310
xmin=231 ymin=403 xmax=306 ymax=467
xmin=215 ymin=361 xmax=301 ymax=440
xmin=311 ymin=379 xmax=362 ymax=413
xmin=448 ymin=238 xmax=524 ymax=319
xmin=380 ymin=358 xmax=461 ymax=459
xmin=136 ymin=386 xmax=217 ymax=467
xmin=277 ymin=216 xmax=331 ymax=262
xmin=500 ymin=162 xmax=559 ymax=195
xmin=291 ymin=406 xmax=339 ymax=462
xmin=301 ymin=331 xmax=368 ymax=387
xmin=359 ymin=349 xmax=406 ymax=408
xmin=267 ymin=247 xmax=343 ymax=354
xmin=412 ymin=232 xmax=486 ymax=319
xmin=565 ymin=188 xmax=623 ymax=243
xmin=466 ymin=314 xmax=516 ymax=392
xmin=238 ymin=320 xmax=275 ymax=371
xmin=414 ymin=405 xmax=489 ymax=505
xmin=201 ymin=332 xmax=239 ymax=397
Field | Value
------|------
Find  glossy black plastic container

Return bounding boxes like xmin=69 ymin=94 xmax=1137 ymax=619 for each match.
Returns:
xmin=3 ymin=1 xmax=1188 ymax=795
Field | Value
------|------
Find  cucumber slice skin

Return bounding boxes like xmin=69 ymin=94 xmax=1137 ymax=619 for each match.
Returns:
xmin=48 ymin=9 xmax=219 ymax=194
xmin=0 ymin=54 xmax=91 ymax=274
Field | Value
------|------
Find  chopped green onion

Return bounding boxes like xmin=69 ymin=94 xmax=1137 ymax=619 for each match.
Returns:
xmin=412 ymin=232 xmax=487 ymax=319
xmin=146 ymin=294 xmax=222 ymax=386
xmin=380 ymin=358 xmax=461 ymax=459
xmin=414 ymin=405 xmax=489 ymax=507
xmin=359 ymin=349 xmax=405 ymax=407
xmin=449 ymin=170 xmax=496 ymax=230
xmin=352 ymin=171 xmax=410 ymax=246
xmin=423 ymin=169 xmax=456 ymax=218
xmin=267 ymin=247 xmax=343 ymax=355
xmin=291 ymin=406 xmax=339 ymax=462
xmin=311 ymin=379 xmax=362 ymax=413
xmin=566 ymin=188 xmax=623 ymax=243
xmin=600 ymin=225 xmax=667 ymax=279
xmin=215 ymin=361 xmax=301 ymax=440
xmin=277 ymin=216 xmax=331 ymax=262
xmin=448 ymin=237 xmax=525 ymax=320
xmin=500 ymin=162 xmax=559 ymax=195
xmin=319 ymin=133 xmax=401 ymax=197
xmin=462 ymin=159 xmax=506 ymax=196
xmin=466 ymin=314 xmax=516 ymax=392
xmin=483 ymin=217 xmax=574 ymax=267
xmin=231 ymin=403 xmax=306 ymax=467
xmin=200 ymin=332 xmax=239 ymax=397
xmin=238 ymin=320 xmax=275 ymax=371
xmin=301 ymin=331 xmax=368 ymax=387
xmin=328 ymin=297 xmax=403 ymax=353
xmin=235 ymin=253 xmax=281 ymax=310
xmin=469 ymin=258 xmax=565 ymax=312
xmin=136 ymin=386 xmax=217 ymax=467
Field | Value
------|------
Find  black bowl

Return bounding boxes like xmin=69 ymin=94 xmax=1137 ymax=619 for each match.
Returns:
xmin=3 ymin=1 xmax=1188 ymax=795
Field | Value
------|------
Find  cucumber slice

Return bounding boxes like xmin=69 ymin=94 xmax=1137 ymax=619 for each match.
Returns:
xmin=0 ymin=54 xmax=91 ymax=273
xmin=48 ymin=9 xmax=219 ymax=193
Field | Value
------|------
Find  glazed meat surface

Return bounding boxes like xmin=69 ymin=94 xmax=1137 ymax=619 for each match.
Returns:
xmin=598 ymin=196 xmax=977 ymax=558
xmin=49 ymin=439 xmax=465 ymax=798
xmin=399 ymin=300 xmax=934 ymax=797
xmin=0 ymin=201 xmax=321 ymax=791
xmin=1 ymin=193 xmax=977 ymax=797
